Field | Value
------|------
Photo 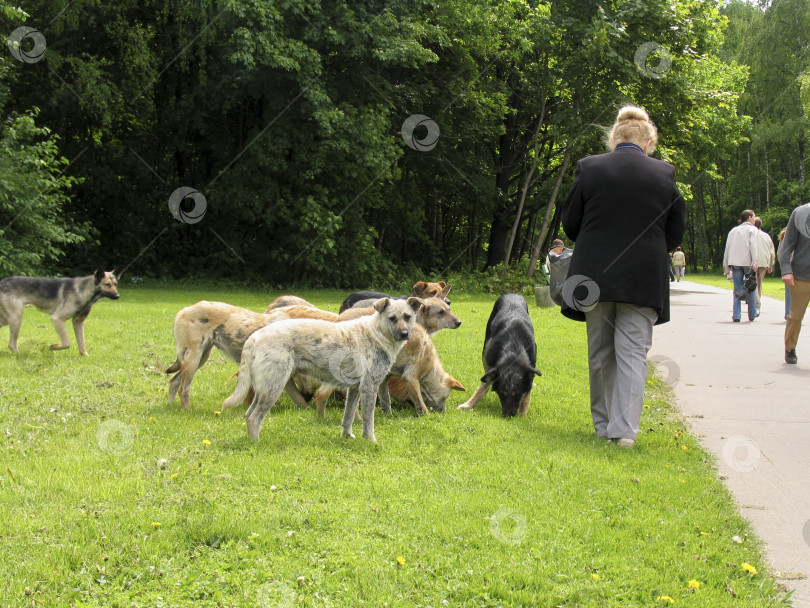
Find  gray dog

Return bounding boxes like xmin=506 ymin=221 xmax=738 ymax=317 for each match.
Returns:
xmin=223 ymin=297 xmax=420 ymax=443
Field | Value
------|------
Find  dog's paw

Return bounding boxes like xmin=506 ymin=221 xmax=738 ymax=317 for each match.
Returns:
xmin=50 ymin=344 xmax=70 ymax=351
xmin=456 ymin=402 xmax=474 ymax=411
xmin=362 ymin=432 xmax=377 ymax=444
xmin=79 ymin=351 xmax=89 ymax=357
xmin=341 ymin=428 xmax=355 ymax=439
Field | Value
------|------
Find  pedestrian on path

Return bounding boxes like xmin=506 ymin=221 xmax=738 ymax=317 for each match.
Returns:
xmin=672 ymin=246 xmax=686 ymax=281
xmin=722 ymin=209 xmax=759 ymax=322
xmin=754 ymin=217 xmax=775 ymax=310
xmin=561 ymin=105 xmax=685 ymax=449
xmin=778 ymin=203 xmax=810 ymax=364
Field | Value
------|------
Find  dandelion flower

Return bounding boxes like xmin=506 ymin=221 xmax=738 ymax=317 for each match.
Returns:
xmin=647 ymin=380 xmax=654 ymax=387
xmin=214 ymin=411 xmax=221 ymax=416
xmin=656 ymin=596 xmax=675 ymax=604
xmin=644 ymin=403 xmax=651 ymax=409
xmin=681 ymin=445 xmax=688 ymax=451
xmin=742 ymin=563 xmax=758 ymax=575
xmin=688 ymin=580 xmax=700 ymax=589
xmin=591 ymin=574 xmax=600 ymax=581
xmin=151 ymin=522 xmax=161 ymax=528
xmin=396 ymin=556 xmax=405 ymax=566
xmin=202 ymin=439 xmax=211 ymax=445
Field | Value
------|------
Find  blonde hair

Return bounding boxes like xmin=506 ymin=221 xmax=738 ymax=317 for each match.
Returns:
xmin=605 ymin=105 xmax=658 ymax=154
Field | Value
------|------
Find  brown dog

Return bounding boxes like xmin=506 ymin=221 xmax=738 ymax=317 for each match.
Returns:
xmin=315 ymin=296 xmax=462 ymax=413
xmin=166 ymin=301 xmax=336 ymax=409
xmin=338 ymin=281 xmax=451 ymax=313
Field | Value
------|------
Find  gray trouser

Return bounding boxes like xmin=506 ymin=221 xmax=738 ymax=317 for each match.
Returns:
xmin=585 ymin=302 xmax=657 ymax=440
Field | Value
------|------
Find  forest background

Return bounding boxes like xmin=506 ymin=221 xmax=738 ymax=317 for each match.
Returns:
xmin=1 ymin=0 xmax=808 ymax=289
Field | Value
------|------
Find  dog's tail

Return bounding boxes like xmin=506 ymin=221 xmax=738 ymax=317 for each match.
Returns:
xmin=223 ymin=350 xmax=253 ymax=410
xmin=166 ymin=358 xmax=181 ymax=374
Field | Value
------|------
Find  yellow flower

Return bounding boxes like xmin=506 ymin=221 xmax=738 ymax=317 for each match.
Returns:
xmin=681 ymin=445 xmax=688 ymax=451
xmin=657 ymin=596 xmax=675 ymax=604
xmin=202 ymin=439 xmax=211 ymax=445
xmin=688 ymin=580 xmax=700 ymax=589
xmin=214 ymin=411 xmax=221 ymax=416
xmin=396 ymin=556 xmax=405 ymax=566
xmin=647 ymin=380 xmax=654 ymax=387
xmin=643 ymin=404 xmax=651 ymax=409
xmin=170 ymin=473 xmax=179 ymax=479
xmin=148 ymin=417 xmax=156 ymax=421
xmin=700 ymin=531 xmax=711 ymax=536
xmin=742 ymin=563 xmax=758 ymax=575
xmin=151 ymin=522 xmax=161 ymax=528
xmin=591 ymin=573 xmax=600 ymax=581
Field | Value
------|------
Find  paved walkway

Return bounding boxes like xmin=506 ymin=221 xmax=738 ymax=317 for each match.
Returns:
xmin=649 ymin=280 xmax=810 ymax=606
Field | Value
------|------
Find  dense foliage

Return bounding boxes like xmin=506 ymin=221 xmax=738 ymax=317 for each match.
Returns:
xmin=1 ymin=0 xmax=803 ymax=283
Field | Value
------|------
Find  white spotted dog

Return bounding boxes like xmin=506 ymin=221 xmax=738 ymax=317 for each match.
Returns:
xmin=222 ymin=297 xmax=420 ymax=443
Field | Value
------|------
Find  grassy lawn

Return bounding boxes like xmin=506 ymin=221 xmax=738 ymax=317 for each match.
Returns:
xmin=0 ymin=284 xmax=790 ymax=607
xmin=684 ymin=271 xmax=789 ymax=302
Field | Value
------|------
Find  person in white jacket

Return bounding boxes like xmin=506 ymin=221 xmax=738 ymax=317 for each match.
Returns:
xmin=754 ymin=217 xmax=775 ymax=310
xmin=722 ymin=209 xmax=759 ymax=322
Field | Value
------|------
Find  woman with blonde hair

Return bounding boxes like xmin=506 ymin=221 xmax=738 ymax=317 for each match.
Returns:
xmin=561 ymin=105 xmax=686 ymax=448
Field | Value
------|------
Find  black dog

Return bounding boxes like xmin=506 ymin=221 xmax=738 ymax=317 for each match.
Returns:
xmin=457 ymin=293 xmax=541 ymax=417
xmin=338 ymin=281 xmax=451 ymax=313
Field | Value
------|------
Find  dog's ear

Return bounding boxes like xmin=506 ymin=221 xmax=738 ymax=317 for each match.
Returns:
xmin=448 ymin=376 xmax=466 ymax=391
xmin=110 ymin=269 xmax=118 ymax=278
xmin=406 ymin=297 xmax=422 ymax=312
xmin=438 ymin=281 xmax=446 ymax=288
xmin=94 ymin=269 xmax=105 ymax=283
xmin=531 ymin=367 xmax=542 ymax=377
xmin=481 ymin=368 xmax=499 ymax=384
xmin=373 ymin=298 xmax=390 ymax=313
xmin=412 ymin=281 xmax=427 ymax=295
xmin=438 ymin=283 xmax=452 ymax=298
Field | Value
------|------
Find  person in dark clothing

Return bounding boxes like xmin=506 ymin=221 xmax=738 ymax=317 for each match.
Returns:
xmin=561 ymin=105 xmax=686 ymax=448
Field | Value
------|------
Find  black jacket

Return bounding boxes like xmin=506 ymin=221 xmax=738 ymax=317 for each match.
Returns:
xmin=561 ymin=146 xmax=686 ymax=325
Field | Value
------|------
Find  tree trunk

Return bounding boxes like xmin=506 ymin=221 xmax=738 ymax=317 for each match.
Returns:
xmin=501 ymin=99 xmax=546 ymax=275
xmin=526 ymin=144 xmax=573 ymax=278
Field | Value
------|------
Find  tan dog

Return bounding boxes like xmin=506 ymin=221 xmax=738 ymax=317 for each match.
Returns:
xmin=315 ymin=297 xmax=462 ymax=413
xmin=265 ymin=295 xmax=315 ymax=312
xmin=223 ymin=298 xmax=421 ymax=443
xmin=378 ymin=324 xmax=466 ymax=414
xmin=166 ymin=301 xmax=336 ymax=409
xmin=386 ymin=363 xmax=465 ymax=414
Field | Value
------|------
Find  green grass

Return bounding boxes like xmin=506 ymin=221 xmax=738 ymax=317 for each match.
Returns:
xmin=684 ymin=271 xmax=789 ymax=301
xmin=0 ymin=285 xmax=790 ymax=607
